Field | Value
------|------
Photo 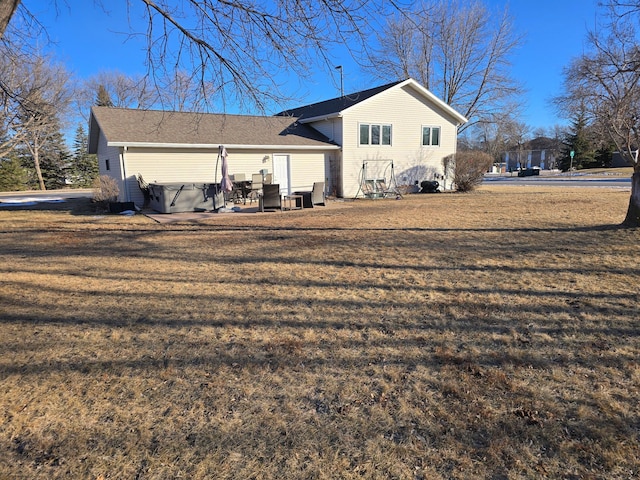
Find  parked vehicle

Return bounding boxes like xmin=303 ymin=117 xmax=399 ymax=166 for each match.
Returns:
xmin=517 ymin=167 xmax=540 ymax=177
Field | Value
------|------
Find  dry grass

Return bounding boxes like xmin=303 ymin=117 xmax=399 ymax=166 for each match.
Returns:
xmin=0 ymin=186 xmax=638 ymax=479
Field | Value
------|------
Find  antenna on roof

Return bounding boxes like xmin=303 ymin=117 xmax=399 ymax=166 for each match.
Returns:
xmin=335 ymin=65 xmax=344 ymax=97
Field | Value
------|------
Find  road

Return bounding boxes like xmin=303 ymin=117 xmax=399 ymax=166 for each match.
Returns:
xmin=0 ymin=189 xmax=93 ymax=204
xmin=483 ymin=174 xmax=631 ymax=189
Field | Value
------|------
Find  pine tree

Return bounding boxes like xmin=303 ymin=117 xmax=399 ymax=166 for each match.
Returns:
xmin=96 ymin=84 xmax=114 ymax=107
xmin=39 ymin=127 xmax=70 ymax=189
xmin=558 ymin=111 xmax=596 ymax=172
xmin=68 ymin=124 xmax=99 ymax=187
xmin=0 ymin=156 xmax=29 ymax=191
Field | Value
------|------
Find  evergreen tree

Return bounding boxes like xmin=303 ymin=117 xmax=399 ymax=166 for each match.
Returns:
xmin=17 ymin=116 xmax=71 ymax=190
xmin=594 ymin=142 xmax=615 ymax=168
xmin=558 ymin=111 xmax=597 ymax=172
xmin=0 ymin=156 xmax=29 ymax=191
xmin=39 ymin=127 xmax=70 ymax=189
xmin=96 ymin=84 xmax=114 ymax=107
xmin=68 ymin=124 xmax=99 ymax=187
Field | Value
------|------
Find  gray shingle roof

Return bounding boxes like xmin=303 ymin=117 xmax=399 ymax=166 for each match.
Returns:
xmin=275 ymin=80 xmax=405 ymax=120
xmin=88 ymin=107 xmax=337 ymax=152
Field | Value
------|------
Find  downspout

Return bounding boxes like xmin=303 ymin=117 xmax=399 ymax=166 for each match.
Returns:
xmin=120 ymin=146 xmax=130 ymax=202
xmin=446 ymin=122 xmax=462 ymax=191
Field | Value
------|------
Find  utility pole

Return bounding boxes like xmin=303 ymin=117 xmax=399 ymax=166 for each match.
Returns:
xmin=335 ymin=65 xmax=343 ymax=97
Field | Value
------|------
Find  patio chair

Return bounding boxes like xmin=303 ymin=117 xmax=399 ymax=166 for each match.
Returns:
xmin=375 ymin=179 xmax=401 ymax=198
xmin=362 ymin=179 xmax=377 ymax=198
xmin=260 ymin=184 xmax=282 ymax=212
xmin=311 ymin=182 xmax=325 ymax=206
xmin=248 ymin=173 xmax=263 ymax=204
xmin=293 ymin=181 xmax=325 ymax=208
xmin=136 ymin=173 xmax=151 ymax=207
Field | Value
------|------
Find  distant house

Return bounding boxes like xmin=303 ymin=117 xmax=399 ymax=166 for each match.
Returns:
xmin=503 ymin=137 xmax=562 ymax=172
xmin=88 ymin=78 xmax=467 ymax=205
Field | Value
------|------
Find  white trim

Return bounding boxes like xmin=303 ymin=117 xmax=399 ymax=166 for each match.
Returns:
xmin=421 ymin=125 xmax=441 ymax=147
xmin=358 ymin=122 xmax=393 ymax=147
xmin=344 ymin=79 xmax=468 ymax=126
xmin=297 ymin=113 xmax=342 ymax=124
xmin=106 ymin=141 xmax=339 ymax=150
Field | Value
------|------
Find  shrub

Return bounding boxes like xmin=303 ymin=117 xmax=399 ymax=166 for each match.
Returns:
xmin=450 ymin=151 xmax=493 ymax=192
xmin=92 ymin=175 xmax=119 ymax=207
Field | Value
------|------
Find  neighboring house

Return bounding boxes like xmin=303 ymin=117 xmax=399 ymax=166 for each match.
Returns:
xmin=503 ymin=137 xmax=562 ymax=172
xmin=504 ymin=149 xmax=556 ymax=171
xmin=88 ymin=78 xmax=467 ymax=205
xmin=611 ymin=151 xmax=637 ymax=167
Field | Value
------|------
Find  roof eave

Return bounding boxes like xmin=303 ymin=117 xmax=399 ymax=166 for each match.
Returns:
xmin=297 ymin=112 xmax=342 ymax=124
xmin=107 ymin=141 xmax=340 ymax=150
xmin=87 ymin=110 xmax=100 ymax=154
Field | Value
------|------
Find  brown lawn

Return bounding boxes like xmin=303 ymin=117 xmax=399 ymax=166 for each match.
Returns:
xmin=0 ymin=186 xmax=638 ymax=479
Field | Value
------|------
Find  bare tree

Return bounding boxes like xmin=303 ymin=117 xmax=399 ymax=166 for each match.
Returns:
xmin=508 ymin=121 xmax=532 ymax=171
xmin=2 ymin=51 xmax=72 ymax=190
xmin=135 ymin=0 xmax=405 ymax=112
xmin=2 ymin=1 xmax=407 ymax=114
xmin=0 ymin=0 xmax=20 ymax=39
xmin=373 ymin=0 xmax=524 ymax=132
xmin=604 ymin=0 xmax=640 ymax=16
xmin=154 ymin=70 xmax=218 ymax=112
xmin=73 ymin=71 xmax=157 ymax=122
xmin=474 ymin=113 xmax=521 ymax=165
xmin=559 ymin=2 xmax=640 ymax=225
xmin=86 ymin=71 xmax=155 ymax=109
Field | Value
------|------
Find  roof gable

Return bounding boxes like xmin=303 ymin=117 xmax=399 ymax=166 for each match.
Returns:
xmin=88 ymin=107 xmax=337 ymax=153
xmin=276 ymin=78 xmax=468 ymax=125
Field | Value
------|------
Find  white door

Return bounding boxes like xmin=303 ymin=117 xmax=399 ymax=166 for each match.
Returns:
xmin=272 ymin=154 xmax=290 ymax=195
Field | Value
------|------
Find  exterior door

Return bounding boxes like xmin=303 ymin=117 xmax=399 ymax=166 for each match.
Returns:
xmin=272 ymin=154 xmax=290 ymax=195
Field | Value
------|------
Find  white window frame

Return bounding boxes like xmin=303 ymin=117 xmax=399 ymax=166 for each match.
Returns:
xmin=422 ymin=126 xmax=441 ymax=147
xmin=359 ymin=123 xmax=392 ymax=146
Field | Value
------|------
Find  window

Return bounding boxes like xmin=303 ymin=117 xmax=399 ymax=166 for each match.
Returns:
xmin=105 ymin=159 xmax=110 ymax=171
xmin=359 ymin=123 xmax=392 ymax=146
xmin=422 ymin=126 xmax=441 ymax=146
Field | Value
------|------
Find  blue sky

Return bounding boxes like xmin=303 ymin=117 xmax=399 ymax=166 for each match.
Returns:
xmin=26 ymin=0 xmax=600 ymax=131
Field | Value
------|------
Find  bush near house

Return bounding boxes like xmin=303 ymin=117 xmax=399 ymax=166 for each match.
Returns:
xmin=91 ymin=174 xmax=119 ymax=208
xmin=451 ymin=150 xmax=494 ymax=192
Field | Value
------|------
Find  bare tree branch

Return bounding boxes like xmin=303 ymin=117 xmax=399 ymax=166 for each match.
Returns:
xmin=559 ymin=2 xmax=640 ymax=225
xmin=370 ymin=0 xmax=524 ymax=132
xmin=130 ymin=0 xmax=410 ymax=113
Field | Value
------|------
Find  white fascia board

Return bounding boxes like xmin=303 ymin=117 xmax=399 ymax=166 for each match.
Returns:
xmin=398 ymin=79 xmax=469 ymax=125
xmin=107 ymin=141 xmax=339 ymax=150
xmin=297 ymin=113 xmax=342 ymax=124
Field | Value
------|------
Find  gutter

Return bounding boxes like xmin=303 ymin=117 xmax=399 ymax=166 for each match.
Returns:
xmin=107 ymin=142 xmax=340 ymax=150
xmin=296 ymin=113 xmax=342 ymax=124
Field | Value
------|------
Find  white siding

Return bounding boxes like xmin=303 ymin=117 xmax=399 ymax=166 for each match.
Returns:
xmin=340 ymin=84 xmax=460 ymax=197
xmin=96 ymin=130 xmax=126 ymax=201
xmin=285 ymin=151 xmax=326 ymax=191
xmin=307 ymin=118 xmax=343 ymax=144
xmin=119 ymin=146 xmax=331 ymax=207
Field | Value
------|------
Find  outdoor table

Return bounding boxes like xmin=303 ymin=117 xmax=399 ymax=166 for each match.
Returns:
xmin=282 ymin=194 xmax=304 ymax=211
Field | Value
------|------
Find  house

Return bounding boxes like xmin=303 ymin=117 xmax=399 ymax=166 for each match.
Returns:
xmin=276 ymin=78 xmax=467 ymax=197
xmin=503 ymin=137 xmax=563 ymax=172
xmin=88 ymin=78 xmax=467 ymax=206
